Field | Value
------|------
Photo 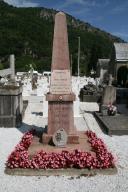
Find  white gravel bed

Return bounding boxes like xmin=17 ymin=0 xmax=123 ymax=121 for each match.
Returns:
xmin=80 ymin=102 xmax=99 ymax=112
xmin=83 ymin=112 xmax=102 ymax=134
xmin=74 ymin=117 xmax=88 ymax=131
xmin=83 ymin=112 xmax=128 ymax=169
xmin=0 ymin=128 xmax=128 ymax=192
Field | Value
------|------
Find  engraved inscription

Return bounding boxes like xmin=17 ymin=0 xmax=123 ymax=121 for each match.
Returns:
xmin=50 ymin=70 xmax=71 ymax=94
xmin=53 ymin=128 xmax=68 ymax=147
xmin=50 ymin=103 xmax=71 ymax=132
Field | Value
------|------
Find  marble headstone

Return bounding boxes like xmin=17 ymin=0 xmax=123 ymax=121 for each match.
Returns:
xmin=102 ymin=75 xmax=116 ymax=105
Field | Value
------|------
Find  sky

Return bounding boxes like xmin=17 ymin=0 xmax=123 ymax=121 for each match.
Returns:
xmin=4 ymin=0 xmax=128 ymax=42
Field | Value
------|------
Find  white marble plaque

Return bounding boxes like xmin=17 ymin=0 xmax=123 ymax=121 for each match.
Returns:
xmin=50 ymin=70 xmax=71 ymax=94
xmin=52 ymin=128 xmax=68 ymax=147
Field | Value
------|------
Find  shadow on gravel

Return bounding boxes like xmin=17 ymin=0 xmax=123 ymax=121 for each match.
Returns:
xmin=17 ymin=122 xmax=47 ymax=135
xmin=16 ymin=122 xmax=48 ymax=143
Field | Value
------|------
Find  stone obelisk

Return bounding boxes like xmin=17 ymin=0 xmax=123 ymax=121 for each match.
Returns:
xmin=43 ymin=12 xmax=79 ymax=144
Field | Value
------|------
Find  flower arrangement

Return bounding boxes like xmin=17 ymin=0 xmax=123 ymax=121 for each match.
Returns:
xmin=6 ymin=130 xmax=115 ymax=169
xmin=107 ymin=104 xmax=117 ymax=116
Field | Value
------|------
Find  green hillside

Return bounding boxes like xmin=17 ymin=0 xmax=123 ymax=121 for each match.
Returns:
xmin=0 ymin=0 xmax=124 ymax=75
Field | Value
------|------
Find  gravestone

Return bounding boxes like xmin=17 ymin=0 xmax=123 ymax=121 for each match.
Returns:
xmin=102 ymin=75 xmax=116 ymax=105
xmin=101 ymin=74 xmax=116 ymax=115
xmin=42 ymin=12 xmax=79 ymax=144
xmin=0 ymin=86 xmax=23 ymax=127
xmin=0 ymin=54 xmax=23 ymax=127
xmin=102 ymin=86 xmax=116 ymax=105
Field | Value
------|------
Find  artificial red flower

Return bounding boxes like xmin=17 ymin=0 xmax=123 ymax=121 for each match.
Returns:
xmin=6 ymin=130 xmax=115 ymax=169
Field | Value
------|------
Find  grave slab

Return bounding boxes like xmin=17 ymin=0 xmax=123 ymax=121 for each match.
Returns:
xmin=94 ymin=112 xmax=128 ymax=135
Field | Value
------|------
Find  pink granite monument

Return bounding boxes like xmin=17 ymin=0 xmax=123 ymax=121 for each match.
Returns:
xmin=42 ymin=12 xmax=79 ymax=145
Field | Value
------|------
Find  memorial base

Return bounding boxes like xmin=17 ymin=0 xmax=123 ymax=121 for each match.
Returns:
xmin=0 ymin=85 xmax=23 ymax=128
xmin=44 ymin=93 xmax=79 ymax=145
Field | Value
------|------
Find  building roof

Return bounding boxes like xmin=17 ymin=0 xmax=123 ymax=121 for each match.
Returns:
xmin=114 ymin=43 xmax=128 ymax=61
xmin=97 ymin=59 xmax=110 ymax=69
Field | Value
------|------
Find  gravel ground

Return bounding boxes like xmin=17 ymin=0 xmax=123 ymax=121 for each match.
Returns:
xmin=0 ymin=101 xmax=128 ymax=192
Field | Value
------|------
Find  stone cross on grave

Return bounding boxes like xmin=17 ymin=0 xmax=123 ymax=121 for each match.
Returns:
xmin=42 ymin=12 xmax=79 ymax=146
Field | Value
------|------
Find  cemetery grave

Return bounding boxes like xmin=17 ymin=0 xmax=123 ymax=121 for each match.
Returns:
xmin=0 ymin=1 xmax=128 ymax=191
xmin=0 ymin=55 xmax=23 ymax=127
xmin=3 ymin=12 xmax=116 ymax=177
xmin=94 ymin=74 xmax=128 ymax=135
xmin=79 ymin=82 xmax=103 ymax=102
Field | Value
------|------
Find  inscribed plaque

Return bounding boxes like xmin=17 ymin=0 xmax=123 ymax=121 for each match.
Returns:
xmin=52 ymin=128 xmax=68 ymax=147
xmin=50 ymin=70 xmax=71 ymax=94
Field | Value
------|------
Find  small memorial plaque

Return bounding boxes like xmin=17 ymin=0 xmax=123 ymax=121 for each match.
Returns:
xmin=53 ymin=128 xmax=68 ymax=147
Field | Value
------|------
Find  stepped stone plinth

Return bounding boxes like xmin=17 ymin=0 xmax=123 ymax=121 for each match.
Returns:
xmin=0 ymin=85 xmax=23 ymax=127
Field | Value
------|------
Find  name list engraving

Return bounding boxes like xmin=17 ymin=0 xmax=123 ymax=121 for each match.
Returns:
xmin=50 ymin=70 xmax=71 ymax=94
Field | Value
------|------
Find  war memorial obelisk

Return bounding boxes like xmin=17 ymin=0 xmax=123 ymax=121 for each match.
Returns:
xmin=43 ymin=12 xmax=79 ymax=144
